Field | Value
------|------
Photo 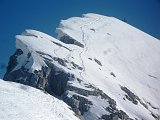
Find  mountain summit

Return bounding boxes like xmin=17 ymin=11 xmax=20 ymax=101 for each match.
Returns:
xmin=3 ymin=13 xmax=160 ymax=120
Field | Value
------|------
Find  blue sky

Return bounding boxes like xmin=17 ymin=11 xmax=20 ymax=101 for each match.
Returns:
xmin=0 ymin=0 xmax=160 ymax=78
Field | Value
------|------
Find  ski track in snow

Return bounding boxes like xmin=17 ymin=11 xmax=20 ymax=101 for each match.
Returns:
xmin=79 ymin=17 xmax=104 ymax=79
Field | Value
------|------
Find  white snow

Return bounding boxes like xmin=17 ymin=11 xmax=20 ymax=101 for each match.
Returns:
xmin=56 ymin=13 xmax=160 ymax=119
xmin=0 ymin=79 xmax=79 ymax=120
xmin=12 ymin=13 xmax=160 ymax=119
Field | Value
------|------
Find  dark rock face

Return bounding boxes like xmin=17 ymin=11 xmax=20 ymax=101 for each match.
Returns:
xmin=120 ymin=86 xmax=148 ymax=110
xmin=4 ymin=65 xmax=49 ymax=91
xmin=101 ymin=110 xmax=131 ymax=120
xmin=100 ymin=96 xmax=132 ymax=120
xmin=110 ymin=72 xmax=116 ymax=77
xmin=151 ymin=113 xmax=160 ymax=120
xmin=52 ymin=41 xmax=71 ymax=51
xmin=4 ymin=49 xmax=70 ymax=94
xmin=71 ymin=61 xmax=83 ymax=70
xmin=64 ymin=83 xmax=132 ymax=120
xmin=4 ymin=48 xmax=131 ymax=120
xmin=64 ymin=94 xmax=93 ymax=115
xmin=44 ymin=61 xmax=73 ymax=96
xmin=121 ymin=86 xmax=139 ymax=105
xmin=59 ymin=35 xmax=84 ymax=48
xmin=94 ymin=58 xmax=102 ymax=66
xmin=5 ymin=49 xmax=23 ymax=73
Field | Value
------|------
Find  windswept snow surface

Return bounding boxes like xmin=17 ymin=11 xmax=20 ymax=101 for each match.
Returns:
xmin=0 ymin=79 xmax=79 ymax=120
xmin=4 ymin=13 xmax=160 ymax=119
xmin=56 ymin=13 xmax=160 ymax=119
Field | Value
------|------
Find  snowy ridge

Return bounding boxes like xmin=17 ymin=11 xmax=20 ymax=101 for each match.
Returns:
xmin=0 ymin=79 xmax=79 ymax=120
xmin=3 ymin=13 xmax=160 ymax=120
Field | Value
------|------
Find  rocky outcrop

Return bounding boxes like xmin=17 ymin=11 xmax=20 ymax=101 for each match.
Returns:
xmin=4 ymin=48 xmax=131 ymax=120
xmin=120 ymin=86 xmax=148 ymax=108
xmin=59 ymin=35 xmax=84 ymax=48
xmin=101 ymin=110 xmax=130 ymax=120
xmin=5 ymin=49 xmax=23 ymax=73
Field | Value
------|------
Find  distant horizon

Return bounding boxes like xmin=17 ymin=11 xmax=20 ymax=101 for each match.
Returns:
xmin=0 ymin=0 xmax=160 ymax=78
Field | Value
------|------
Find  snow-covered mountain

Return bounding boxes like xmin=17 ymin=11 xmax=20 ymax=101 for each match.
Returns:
xmin=0 ymin=79 xmax=79 ymax=120
xmin=3 ymin=13 xmax=160 ymax=120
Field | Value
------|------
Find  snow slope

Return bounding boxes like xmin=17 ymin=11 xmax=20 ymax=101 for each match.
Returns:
xmin=3 ymin=13 xmax=160 ymax=120
xmin=0 ymin=79 xmax=79 ymax=120
xmin=56 ymin=13 xmax=160 ymax=118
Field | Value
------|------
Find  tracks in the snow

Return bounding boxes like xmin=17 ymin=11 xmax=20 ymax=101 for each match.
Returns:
xmin=79 ymin=17 xmax=105 ymax=79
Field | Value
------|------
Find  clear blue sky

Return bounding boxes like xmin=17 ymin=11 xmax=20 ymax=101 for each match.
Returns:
xmin=0 ymin=0 xmax=160 ymax=78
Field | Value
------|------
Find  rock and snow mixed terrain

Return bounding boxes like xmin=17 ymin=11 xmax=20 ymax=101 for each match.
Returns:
xmin=2 ymin=13 xmax=160 ymax=120
xmin=0 ymin=79 xmax=79 ymax=120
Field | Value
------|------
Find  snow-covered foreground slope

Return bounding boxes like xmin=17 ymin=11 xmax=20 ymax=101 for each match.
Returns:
xmin=0 ymin=79 xmax=79 ymax=120
xmin=4 ymin=13 xmax=160 ymax=120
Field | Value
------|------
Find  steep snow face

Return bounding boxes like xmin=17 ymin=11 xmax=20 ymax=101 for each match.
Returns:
xmin=4 ymin=13 xmax=160 ymax=120
xmin=0 ymin=79 xmax=79 ymax=120
xmin=56 ymin=13 xmax=160 ymax=118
